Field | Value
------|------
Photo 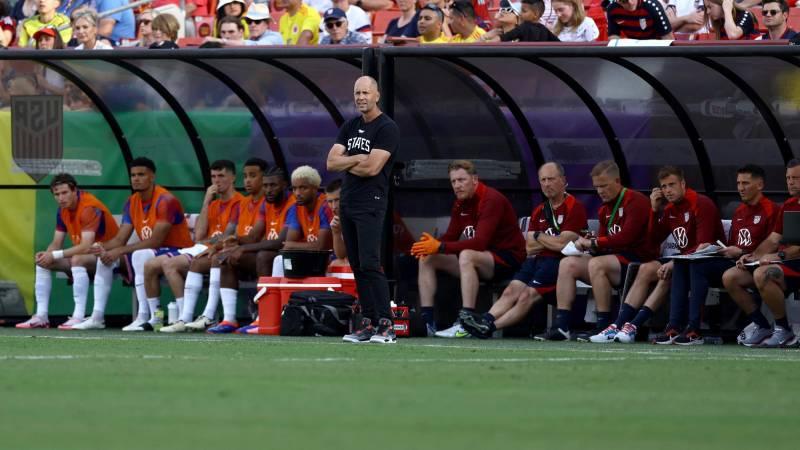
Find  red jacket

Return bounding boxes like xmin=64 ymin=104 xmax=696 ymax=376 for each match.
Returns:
xmin=649 ymin=188 xmax=724 ymax=255
xmin=528 ymin=194 xmax=588 ymax=258
xmin=597 ymin=188 xmax=658 ymax=261
xmin=728 ymin=196 xmax=779 ymax=254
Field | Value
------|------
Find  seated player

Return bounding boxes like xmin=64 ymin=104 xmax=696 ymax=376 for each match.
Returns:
xmin=78 ymin=157 xmax=194 ymax=331
xmin=17 ymin=174 xmax=119 ymax=330
xmin=411 ymin=160 xmax=526 ymax=338
xmin=459 ymin=162 xmax=587 ymax=339
xmin=613 ymin=166 xmax=723 ymax=344
xmin=155 ymin=160 xmax=244 ymax=333
xmin=665 ymin=165 xmax=777 ymax=345
xmin=325 ymin=179 xmax=349 ymax=269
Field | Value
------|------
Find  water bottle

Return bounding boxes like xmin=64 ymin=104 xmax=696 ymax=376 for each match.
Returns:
xmin=167 ymin=302 xmax=178 ymax=325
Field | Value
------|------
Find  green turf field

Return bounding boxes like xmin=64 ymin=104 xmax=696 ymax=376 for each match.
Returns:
xmin=1 ymin=328 xmax=798 ymax=450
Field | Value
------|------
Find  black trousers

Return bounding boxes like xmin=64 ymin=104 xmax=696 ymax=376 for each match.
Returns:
xmin=340 ymin=199 xmax=391 ymax=323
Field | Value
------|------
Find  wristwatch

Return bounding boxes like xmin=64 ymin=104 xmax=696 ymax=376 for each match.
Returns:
xmin=778 ymin=250 xmax=787 ymax=260
xmin=590 ymin=238 xmax=598 ymax=251
xmin=533 ymin=231 xmax=542 ymax=241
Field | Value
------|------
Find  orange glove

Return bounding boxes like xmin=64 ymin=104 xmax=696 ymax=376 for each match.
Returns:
xmin=411 ymin=232 xmax=442 ymax=258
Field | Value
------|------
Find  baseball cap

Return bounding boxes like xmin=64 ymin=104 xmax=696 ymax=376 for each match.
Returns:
xmin=499 ymin=0 xmax=521 ymax=15
xmin=245 ymin=3 xmax=271 ymax=21
xmin=323 ymin=7 xmax=347 ymax=21
xmin=33 ymin=26 xmax=58 ymax=41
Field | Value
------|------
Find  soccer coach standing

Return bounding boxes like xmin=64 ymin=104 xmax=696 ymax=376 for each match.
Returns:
xmin=327 ymin=76 xmax=400 ymax=344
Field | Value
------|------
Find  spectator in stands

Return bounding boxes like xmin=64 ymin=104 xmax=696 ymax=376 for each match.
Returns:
xmin=215 ymin=0 xmax=248 ymax=38
xmin=10 ymin=0 xmax=36 ymax=22
xmin=320 ymin=7 xmax=369 ymax=44
xmin=385 ymin=0 xmax=420 ymax=39
xmin=541 ymin=161 xmax=654 ymax=343
xmin=325 ymin=0 xmax=372 ymax=42
xmin=725 ymin=160 xmax=800 ymax=347
xmin=551 ymin=0 xmax=600 ymax=41
xmin=418 ymin=3 xmax=448 ymax=43
xmin=520 ymin=0 xmax=550 ymax=27
xmin=703 ymin=0 xmax=756 ymax=39
xmin=0 ymin=0 xmax=14 ymax=47
xmin=210 ymin=166 xmax=298 ymax=334
xmin=347 ymin=0 xmax=394 ymax=12
xmin=606 ymin=0 xmax=674 ymax=40
xmin=243 ymin=3 xmax=284 ymax=45
xmin=34 ymin=25 xmax=66 ymax=49
xmin=280 ymin=0 xmax=322 ymax=44
xmin=217 ymin=15 xmax=246 ymax=42
xmin=87 ymin=157 xmax=194 ymax=332
xmin=59 ymin=0 xmax=95 ymax=18
xmin=16 ymin=174 xmax=119 ymax=330
xmin=411 ymin=160 xmax=526 ymax=338
xmin=663 ymin=0 xmax=705 ymax=35
xmin=614 ymin=166 xmax=724 ymax=344
xmin=17 ymin=0 xmax=72 ymax=47
xmin=540 ymin=0 xmax=558 ymax=28
xmin=157 ymin=160 xmax=244 ymax=334
xmin=459 ymin=162 xmax=587 ymax=339
xmin=73 ymin=8 xmax=113 ymax=49
xmin=662 ymin=165 xmax=778 ymax=345
xmin=170 ymin=159 xmax=270 ymax=333
xmin=149 ymin=13 xmax=180 ymax=49
xmin=758 ymin=0 xmax=797 ymax=40
xmin=481 ymin=0 xmax=560 ymax=41
xmin=134 ymin=9 xmax=155 ymax=47
xmin=96 ymin=0 xmax=136 ymax=43
xmin=447 ymin=0 xmax=485 ymax=42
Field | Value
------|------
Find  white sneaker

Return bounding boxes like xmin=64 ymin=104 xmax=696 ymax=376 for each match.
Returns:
xmin=58 ymin=317 xmax=84 ymax=330
xmin=122 ymin=318 xmax=151 ymax=332
xmin=185 ymin=315 xmax=218 ymax=331
xmin=434 ymin=322 xmax=469 ymax=338
xmin=71 ymin=317 xmax=106 ymax=330
xmin=15 ymin=315 xmax=49 ymax=329
xmin=615 ymin=322 xmax=637 ymax=344
xmin=589 ymin=324 xmax=618 ymax=343
xmin=160 ymin=320 xmax=187 ymax=333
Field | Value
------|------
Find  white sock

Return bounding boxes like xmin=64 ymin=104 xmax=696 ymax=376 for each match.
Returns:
xmin=272 ymin=256 xmax=284 ymax=277
xmin=34 ymin=265 xmax=52 ymax=318
xmin=92 ymin=259 xmax=114 ymax=321
xmin=182 ymin=271 xmax=203 ymax=322
xmin=148 ymin=298 xmax=161 ymax=322
xmin=220 ymin=288 xmax=238 ymax=323
xmin=70 ymin=266 xmax=89 ymax=320
xmin=175 ymin=297 xmax=184 ymax=321
xmin=132 ymin=249 xmax=155 ymax=322
xmin=202 ymin=268 xmax=221 ymax=319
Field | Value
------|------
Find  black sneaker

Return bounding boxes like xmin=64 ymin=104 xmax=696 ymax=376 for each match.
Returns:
xmin=458 ymin=310 xmax=492 ymax=339
xmin=343 ymin=318 xmax=375 ymax=343
xmin=674 ymin=327 xmax=704 ymax=346
xmin=653 ymin=326 xmax=680 ymax=345
xmin=369 ymin=318 xmax=397 ymax=344
xmin=575 ymin=327 xmax=605 ymax=343
xmin=532 ymin=328 xmax=570 ymax=341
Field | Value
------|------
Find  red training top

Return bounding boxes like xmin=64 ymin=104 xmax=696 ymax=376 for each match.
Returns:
xmin=728 ymin=196 xmax=779 ymax=254
xmin=649 ymin=188 xmax=724 ymax=255
xmin=597 ymin=188 xmax=658 ymax=261
xmin=528 ymin=194 xmax=588 ymax=258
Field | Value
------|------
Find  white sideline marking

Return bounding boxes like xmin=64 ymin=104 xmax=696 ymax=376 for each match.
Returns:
xmin=0 ymin=354 xmax=207 ymax=361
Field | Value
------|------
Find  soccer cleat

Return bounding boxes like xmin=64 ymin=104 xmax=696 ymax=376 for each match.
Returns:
xmin=434 ymin=322 xmax=469 ymax=338
xmin=737 ymin=322 xmax=757 ymax=345
xmin=343 ymin=318 xmax=375 ymax=343
xmin=122 ymin=318 xmax=150 ymax=332
xmin=758 ymin=326 xmax=798 ymax=348
xmin=458 ymin=310 xmax=492 ymax=339
xmin=57 ymin=317 xmax=84 ymax=330
xmin=741 ymin=326 xmax=773 ymax=347
xmin=533 ymin=327 xmax=570 ymax=341
xmin=588 ymin=324 xmax=619 ymax=343
xmin=653 ymin=326 xmax=681 ymax=345
xmin=235 ymin=324 xmax=258 ymax=334
xmin=615 ymin=322 xmax=637 ymax=344
xmin=369 ymin=318 xmax=397 ymax=344
xmin=185 ymin=315 xmax=218 ymax=331
xmin=70 ymin=317 xmax=105 ymax=330
xmin=16 ymin=315 xmax=49 ymax=329
xmin=674 ymin=328 xmax=704 ymax=346
xmin=159 ymin=320 xmax=188 ymax=333
xmin=206 ymin=321 xmax=239 ymax=334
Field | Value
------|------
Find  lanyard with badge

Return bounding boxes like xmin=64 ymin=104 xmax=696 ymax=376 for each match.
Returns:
xmin=606 ymin=188 xmax=626 ymax=234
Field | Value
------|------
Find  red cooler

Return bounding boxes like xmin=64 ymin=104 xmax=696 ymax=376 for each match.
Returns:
xmin=255 ymin=277 xmax=347 ymax=335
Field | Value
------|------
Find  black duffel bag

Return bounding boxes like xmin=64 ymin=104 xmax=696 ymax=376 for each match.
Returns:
xmin=280 ymin=290 xmax=358 ymax=336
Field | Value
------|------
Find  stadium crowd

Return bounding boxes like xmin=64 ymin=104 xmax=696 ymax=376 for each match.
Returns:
xmin=0 ymin=0 xmax=799 ymax=49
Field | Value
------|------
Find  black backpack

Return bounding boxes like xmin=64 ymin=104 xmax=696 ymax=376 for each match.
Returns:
xmin=280 ymin=291 xmax=358 ymax=336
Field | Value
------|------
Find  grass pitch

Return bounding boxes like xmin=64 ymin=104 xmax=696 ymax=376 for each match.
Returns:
xmin=1 ymin=328 xmax=798 ymax=450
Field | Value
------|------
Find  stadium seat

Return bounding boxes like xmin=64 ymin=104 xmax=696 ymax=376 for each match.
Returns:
xmin=372 ymin=9 xmax=402 ymax=43
xmin=789 ymin=8 xmax=800 ymax=32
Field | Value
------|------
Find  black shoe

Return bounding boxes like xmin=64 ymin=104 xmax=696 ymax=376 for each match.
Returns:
xmin=532 ymin=328 xmax=570 ymax=341
xmin=458 ymin=310 xmax=492 ymax=339
xmin=342 ymin=318 xmax=375 ymax=343
xmin=369 ymin=318 xmax=397 ymax=344
xmin=673 ymin=327 xmax=704 ymax=346
xmin=653 ymin=326 xmax=681 ymax=345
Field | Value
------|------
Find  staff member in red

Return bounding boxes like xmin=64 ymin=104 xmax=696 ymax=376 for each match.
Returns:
xmin=460 ymin=162 xmax=586 ymax=339
xmin=545 ymin=161 xmax=655 ymax=343
xmin=666 ymin=165 xmax=777 ymax=345
xmin=411 ymin=159 xmax=526 ymax=338
xmin=614 ymin=165 xmax=723 ymax=344
xmin=18 ymin=173 xmax=119 ymax=330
